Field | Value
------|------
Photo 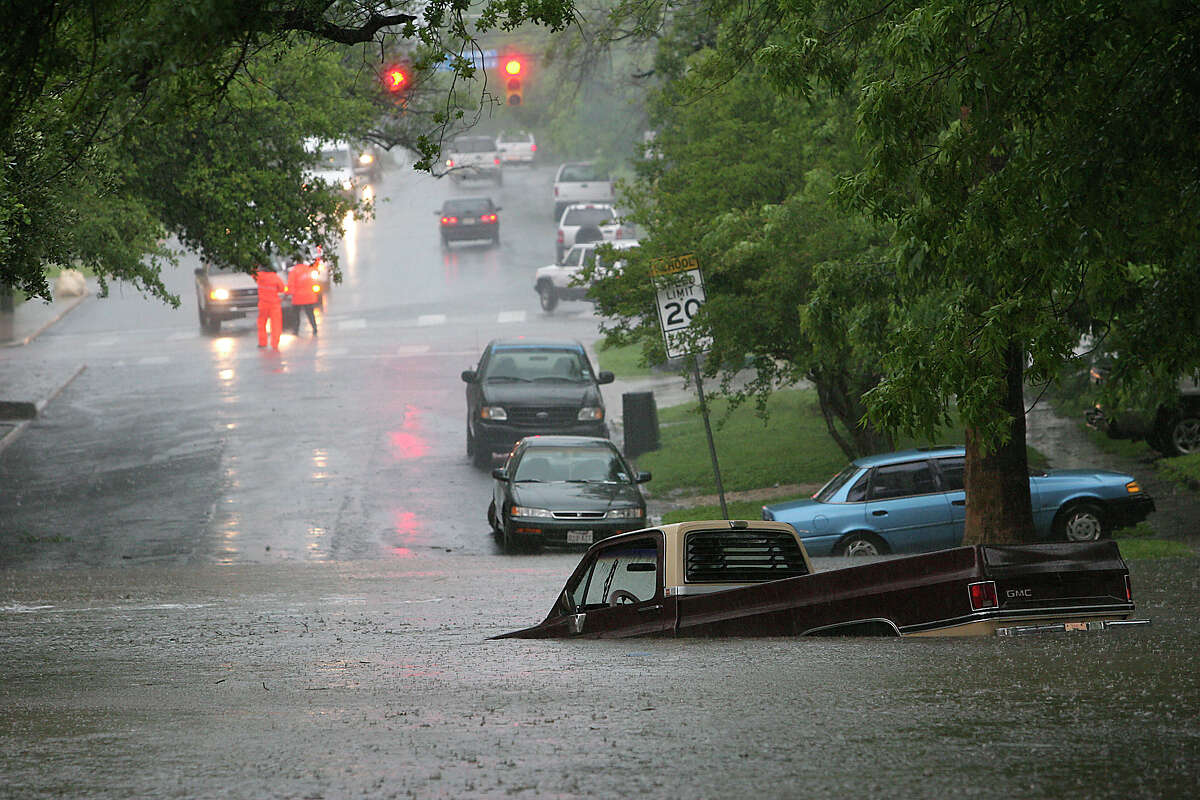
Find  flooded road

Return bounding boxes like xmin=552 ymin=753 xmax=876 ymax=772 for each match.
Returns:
xmin=2 ymin=162 xmax=1198 ymax=797
xmin=2 ymin=555 xmax=1197 ymax=798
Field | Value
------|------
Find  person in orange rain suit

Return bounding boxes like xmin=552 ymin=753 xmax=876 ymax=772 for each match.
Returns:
xmin=287 ymin=256 xmax=319 ymax=336
xmin=255 ymin=263 xmax=287 ymax=349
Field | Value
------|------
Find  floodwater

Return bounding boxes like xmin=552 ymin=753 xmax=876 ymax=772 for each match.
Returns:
xmin=2 ymin=553 xmax=1196 ymax=798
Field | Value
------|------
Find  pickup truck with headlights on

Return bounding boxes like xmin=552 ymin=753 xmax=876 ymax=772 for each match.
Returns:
xmin=495 ymin=520 xmax=1148 ymax=639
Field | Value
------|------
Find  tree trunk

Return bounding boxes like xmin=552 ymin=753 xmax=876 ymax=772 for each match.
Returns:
xmin=962 ymin=341 xmax=1036 ymax=545
xmin=812 ymin=369 xmax=892 ymax=460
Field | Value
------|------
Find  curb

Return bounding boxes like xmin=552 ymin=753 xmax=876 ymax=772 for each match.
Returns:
xmin=0 ymin=363 xmax=87 ymax=456
xmin=1 ymin=292 xmax=90 ymax=348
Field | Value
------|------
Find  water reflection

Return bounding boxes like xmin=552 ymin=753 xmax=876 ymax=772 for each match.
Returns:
xmin=387 ymin=405 xmax=429 ymax=460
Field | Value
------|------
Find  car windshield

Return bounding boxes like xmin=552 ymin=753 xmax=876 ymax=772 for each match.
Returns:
xmin=814 ymin=463 xmax=863 ymax=503
xmin=206 ymin=264 xmax=242 ymax=275
xmin=559 ymin=164 xmax=607 ymax=182
xmin=513 ymin=446 xmax=629 ymax=483
xmin=443 ymin=199 xmax=493 ymax=215
xmin=563 ymin=207 xmax=616 ymax=226
xmin=453 ymin=137 xmax=496 ymax=153
xmin=483 ymin=348 xmax=591 ymax=383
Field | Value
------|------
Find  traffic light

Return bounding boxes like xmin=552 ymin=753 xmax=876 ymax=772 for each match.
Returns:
xmin=384 ymin=64 xmax=410 ymax=94
xmin=502 ymin=57 xmax=523 ymax=106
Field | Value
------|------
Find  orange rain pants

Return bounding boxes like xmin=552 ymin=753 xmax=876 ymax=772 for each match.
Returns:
xmin=256 ymin=269 xmax=287 ymax=349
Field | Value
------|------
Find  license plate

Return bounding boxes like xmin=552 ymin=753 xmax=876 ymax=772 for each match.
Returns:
xmin=566 ymin=530 xmax=593 ymax=544
xmin=462 ymin=218 xmax=477 ymax=225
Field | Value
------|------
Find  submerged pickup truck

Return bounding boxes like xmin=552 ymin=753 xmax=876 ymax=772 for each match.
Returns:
xmin=495 ymin=520 xmax=1146 ymax=639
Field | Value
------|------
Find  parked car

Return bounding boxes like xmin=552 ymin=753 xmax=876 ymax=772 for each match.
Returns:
xmin=552 ymin=162 xmax=614 ymax=221
xmin=1085 ymin=366 xmax=1200 ymax=456
xmin=435 ymin=197 xmax=501 ymax=247
xmin=496 ymin=130 xmax=536 ymax=165
xmin=494 ymin=520 xmax=1145 ymax=639
xmin=488 ymin=435 xmax=651 ymax=552
xmin=462 ymin=338 xmax=614 ymax=468
xmin=534 ymin=240 xmax=638 ymax=312
xmin=762 ymin=446 xmax=1155 ymax=557
xmin=444 ymin=135 xmax=502 ymax=184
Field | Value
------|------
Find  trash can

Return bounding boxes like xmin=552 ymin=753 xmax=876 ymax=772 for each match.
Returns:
xmin=622 ymin=391 xmax=660 ymax=459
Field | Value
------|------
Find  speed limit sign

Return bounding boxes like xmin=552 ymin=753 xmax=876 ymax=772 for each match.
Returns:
xmin=651 ymin=254 xmax=711 ymax=358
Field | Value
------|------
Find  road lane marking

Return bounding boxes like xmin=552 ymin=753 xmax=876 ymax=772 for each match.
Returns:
xmin=417 ymin=314 xmax=446 ymax=326
xmin=497 ymin=310 xmax=526 ymax=323
xmin=138 ymin=356 xmax=170 ymax=366
xmin=396 ymin=345 xmax=431 ymax=356
xmin=337 ymin=318 xmax=367 ymax=330
xmin=87 ymin=337 xmax=119 ymax=348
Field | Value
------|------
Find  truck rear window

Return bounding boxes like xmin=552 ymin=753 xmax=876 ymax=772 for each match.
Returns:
xmin=559 ymin=164 xmax=608 ymax=182
xmin=453 ymin=137 xmax=497 ymax=153
xmin=684 ymin=529 xmax=809 ymax=583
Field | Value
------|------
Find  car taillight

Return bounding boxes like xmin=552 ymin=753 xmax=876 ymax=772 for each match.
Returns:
xmin=968 ymin=581 xmax=998 ymax=610
xmin=615 ymin=227 xmax=625 ymax=239
xmin=446 ymin=159 xmax=454 ymax=168
xmin=441 ymin=216 xmax=458 ymax=225
xmin=481 ymin=214 xmax=497 ymax=223
xmin=1125 ymin=574 xmax=1132 ymax=602
xmin=494 ymin=157 xmax=500 ymax=166
xmin=554 ymin=186 xmax=558 ymax=196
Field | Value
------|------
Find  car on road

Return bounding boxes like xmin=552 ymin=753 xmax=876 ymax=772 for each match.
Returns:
xmin=435 ymin=197 xmax=501 ymax=247
xmin=194 ymin=262 xmax=259 ymax=335
xmin=761 ymin=446 xmax=1155 ymax=557
xmin=495 ymin=520 xmax=1144 ymax=639
xmin=462 ymin=338 xmax=614 ymax=467
xmin=488 ymin=435 xmax=651 ymax=552
xmin=303 ymin=138 xmax=356 ymax=196
xmin=552 ymin=162 xmax=614 ymax=221
xmin=555 ymin=203 xmax=635 ymax=263
xmin=496 ymin=130 xmax=536 ymax=165
xmin=444 ymin=135 xmax=503 ymax=184
xmin=534 ymin=240 xmax=638 ymax=312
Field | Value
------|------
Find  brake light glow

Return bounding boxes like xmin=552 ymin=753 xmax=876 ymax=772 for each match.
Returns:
xmin=968 ymin=581 xmax=998 ymax=610
xmin=1124 ymin=574 xmax=1132 ymax=602
xmin=531 ymin=144 xmax=537 ymax=152
xmin=481 ymin=214 xmax=497 ymax=223
xmin=441 ymin=216 xmax=458 ymax=225
xmin=446 ymin=159 xmax=454 ymax=168
xmin=556 ymin=230 xmax=563 ymax=243
xmin=494 ymin=157 xmax=500 ymax=166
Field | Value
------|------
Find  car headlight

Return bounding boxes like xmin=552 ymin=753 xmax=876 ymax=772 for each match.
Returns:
xmin=578 ymin=407 xmax=604 ymax=421
xmin=359 ymin=153 xmax=374 ymax=165
xmin=511 ymin=506 xmax=554 ymax=518
xmin=480 ymin=406 xmax=507 ymax=420
xmin=209 ymin=288 xmax=230 ymax=301
xmin=340 ymin=179 xmax=353 ymax=191
xmin=607 ymin=508 xmax=644 ymax=519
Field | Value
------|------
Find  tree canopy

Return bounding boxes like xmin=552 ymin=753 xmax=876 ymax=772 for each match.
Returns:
xmin=0 ymin=0 xmax=575 ymax=303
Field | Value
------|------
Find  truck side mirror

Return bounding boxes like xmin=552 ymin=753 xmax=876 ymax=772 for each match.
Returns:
xmin=636 ymin=471 xmax=651 ymax=483
xmin=597 ymin=371 xmax=615 ymax=385
xmin=491 ymin=468 xmax=509 ymax=481
xmin=461 ymin=370 xmax=477 ymax=383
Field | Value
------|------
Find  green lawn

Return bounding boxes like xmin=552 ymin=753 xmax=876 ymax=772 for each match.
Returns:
xmin=594 ymin=341 xmax=658 ymax=378
xmin=635 ymin=388 xmax=960 ymax=495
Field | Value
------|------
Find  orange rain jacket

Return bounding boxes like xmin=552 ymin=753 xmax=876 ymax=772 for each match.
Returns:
xmin=287 ymin=263 xmax=319 ymax=306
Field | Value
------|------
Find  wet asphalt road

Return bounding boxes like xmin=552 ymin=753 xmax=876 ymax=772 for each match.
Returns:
xmin=2 ymin=162 xmax=1199 ymax=798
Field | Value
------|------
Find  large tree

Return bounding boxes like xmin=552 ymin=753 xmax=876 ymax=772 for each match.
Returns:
xmin=0 ymin=0 xmax=575 ymax=303
xmin=720 ymin=0 xmax=1200 ymax=543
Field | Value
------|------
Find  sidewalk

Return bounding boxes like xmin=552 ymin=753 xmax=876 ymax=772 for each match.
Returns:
xmin=0 ymin=292 xmax=90 ymax=454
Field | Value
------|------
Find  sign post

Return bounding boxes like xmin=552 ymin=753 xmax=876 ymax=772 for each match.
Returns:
xmin=651 ymin=255 xmax=727 ymax=519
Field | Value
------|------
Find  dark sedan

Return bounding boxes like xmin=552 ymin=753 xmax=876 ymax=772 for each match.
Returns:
xmin=488 ymin=436 xmax=650 ymax=552
xmin=462 ymin=337 xmax=614 ymax=467
xmin=435 ymin=197 xmax=500 ymax=247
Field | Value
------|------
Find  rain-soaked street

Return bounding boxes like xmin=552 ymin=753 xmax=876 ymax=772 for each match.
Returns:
xmin=2 ymin=162 xmax=1198 ymax=798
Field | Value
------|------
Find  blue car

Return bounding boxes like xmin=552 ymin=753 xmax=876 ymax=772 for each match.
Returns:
xmin=762 ymin=446 xmax=1155 ymax=557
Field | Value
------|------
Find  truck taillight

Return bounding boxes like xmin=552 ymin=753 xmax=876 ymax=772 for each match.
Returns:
xmin=1125 ymin=574 xmax=1132 ymax=602
xmin=968 ymin=581 xmax=998 ymax=610
xmin=556 ymin=230 xmax=563 ymax=243
xmin=494 ymin=157 xmax=500 ymax=166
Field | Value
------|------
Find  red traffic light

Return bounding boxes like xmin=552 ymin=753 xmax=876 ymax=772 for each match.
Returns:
xmin=384 ymin=65 xmax=409 ymax=92
xmin=503 ymin=58 xmax=523 ymax=77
